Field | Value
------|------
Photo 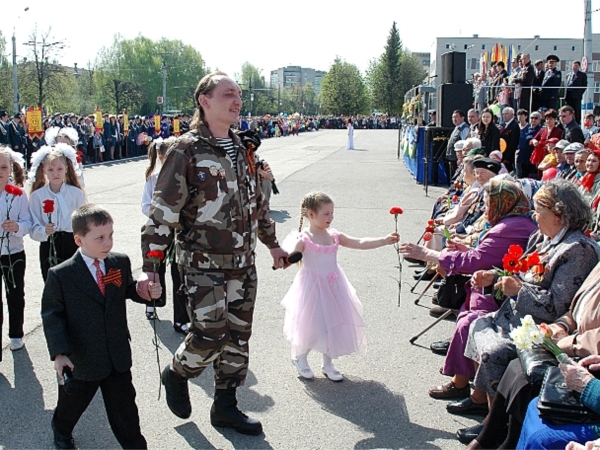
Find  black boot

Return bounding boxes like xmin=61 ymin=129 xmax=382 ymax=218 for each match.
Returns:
xmin=210 ymin=387 xmax=262 ymax=435
xmin=161 ymin=366 xmax=192 ymax=419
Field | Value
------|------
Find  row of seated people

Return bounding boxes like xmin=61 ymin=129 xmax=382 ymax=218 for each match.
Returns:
xmin=400 ymin=149 xmax=600 ymax=448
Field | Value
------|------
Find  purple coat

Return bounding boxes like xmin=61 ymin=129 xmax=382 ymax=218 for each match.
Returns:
xmin=438 ymin=215 xmax=537 ymax=378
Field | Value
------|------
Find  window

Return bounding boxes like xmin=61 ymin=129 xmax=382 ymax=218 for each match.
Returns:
xmin=535 ymin=45 xmax=539 ymax=51
xmin=518 ymin=45 xmax=522 ymax=51
xmin=481 ymin=44 xmax=486 ymax=50
xmin=595 ymin=82 xmax=600 ymax=94
xmin=422 ymin=60 xmax=430 ymax=66
xmin=593 ymin=61 xmax=600 ymax=72
xmin=471 ymin=58 xmax=477 ymax=70
xmin=553 ymin=45 xmax=557 ymax=51
xmin=572 ymin=46 xmax=576 ymax=51
xmin=446 ymin=44 xmax=450 ymax=49
xmin=464 ymin=44 xmax=468 ymax=50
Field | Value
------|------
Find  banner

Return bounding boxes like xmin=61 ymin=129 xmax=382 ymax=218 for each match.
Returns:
xmin=123 ymin=111 xmax=129 ymax=136
xmin=94 ymin=106 xmax=103 ymax=132
xmin=154 ymin=114 xmax=161 ymax=134
xmin=173 ymin=118 xmax=180 ymax=136
xmin=26 ymin=106 xmax=44 ymax=139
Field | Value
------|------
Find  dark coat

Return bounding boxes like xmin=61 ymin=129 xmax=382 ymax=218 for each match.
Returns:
xmin=541 ymin=68 xmax=562 ymax=109
xmin=566 ymin=70 xmax=587 ymax=101
xmin=480 ymin=124 xmax=501 ymax=156
xmin=499 ymin=119 xmax=521 ymax=164
xmin=514 ymin=61 xmax=536 ymax=113
xmin=564 ymin=121 xmax=585 ymax=144
xmin=8 ymin=120 xmax=26 ymax=153
xmin=41 ymin=251 xmax=147 ymax=381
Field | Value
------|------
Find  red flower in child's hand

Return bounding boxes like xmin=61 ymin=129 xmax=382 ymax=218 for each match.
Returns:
xmin=423 ymin=232 xmax=433 ymax=242
xmin=502 ymin=253 xmax=521 ymax=273
xmin=147 ymin=250 xmax=165 ymax=260
xmin=5 ymin=184 xmax=23 ymax=196
xmin=76 ymin=150 xmax=84 ymax=156
xmin=389 ymin=206 xmax=403 ymax=215
xmin=76 ymin=156 xmax=82 ymax=163
xmin=452 ymin=195 xmax=459 ymax=203
xmin=507 ymin=244 xmax=524 ymax=258
xmin=42 ymin=199 xmax=55 ymax=214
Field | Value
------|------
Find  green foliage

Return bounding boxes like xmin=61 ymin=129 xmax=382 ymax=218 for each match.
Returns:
xmin=366 ymin=22 xmax=427 ymax=114
xmin=0 ymin=30 xmax=12 ymax=112
xmin=320 ymin=57 xmax=368 ymax=115
xmin=94 ymin=34 xmax=208 ymax=114
xmin=235 ymin=62 xmax=276 ymax=116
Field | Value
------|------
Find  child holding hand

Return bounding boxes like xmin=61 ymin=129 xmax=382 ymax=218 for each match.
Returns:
xmin=281 ymin=191 xmax=399 ymax=381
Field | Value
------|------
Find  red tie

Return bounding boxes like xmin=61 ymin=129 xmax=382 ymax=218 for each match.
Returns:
xmin=93 ymin=259 xmax=105 ymax=296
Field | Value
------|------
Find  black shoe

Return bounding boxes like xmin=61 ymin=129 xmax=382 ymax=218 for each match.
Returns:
xmin=405 ymin=256 xmax=426 ymax=265
xmin=51 ymin=420 xmax=76 ymax=449
xmin=210 ymin=388 xmax=263 ymax=435
xmin=457 ymin=423 xmax=484 ymax=444
xmin=447 ymin=397 xmax=489 ymax=416
xmin=433 ymin=282 xmax=441 ymax=290
xmin=173 ymin=323 xmax=189 ymax=334
xmin=429 ymin=306 xmax=455 ymax=319
xmin=161 ymin=366 xmax=191 ymax=419
xmin=430 ymin=339 xmax=450 ymax=355
xmin=413 ymin=270 xmax=436 ymax=281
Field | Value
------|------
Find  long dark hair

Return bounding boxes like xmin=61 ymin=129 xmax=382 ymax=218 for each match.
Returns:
xmin=477 ymin=107 xmax=496 ymax=135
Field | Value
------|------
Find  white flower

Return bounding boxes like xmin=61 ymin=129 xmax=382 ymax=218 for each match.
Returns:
xmin=529 ymin=329 xmax=544 ymax=345
xmin=520 ymin=315 xmax=535 ymax=329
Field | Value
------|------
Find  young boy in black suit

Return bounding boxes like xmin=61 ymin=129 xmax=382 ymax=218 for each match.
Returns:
xmin=41 ymin=204 xmax=161 ymax=449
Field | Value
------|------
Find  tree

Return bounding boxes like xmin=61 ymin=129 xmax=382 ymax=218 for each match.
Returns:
xmin=94 ymin=35 xmax=208 ymax=114
xmin=320 ymin=57 xmax=368 ymax=115
xmin=0 ymin=30 xmax=11 ymax=112
xmin=235 ymin=62 xmax=276 ymax=115
xmin=19 ymin=26 xmax=66 ymax=107
xmin=366 ymin=22 xmax=427 ymax=114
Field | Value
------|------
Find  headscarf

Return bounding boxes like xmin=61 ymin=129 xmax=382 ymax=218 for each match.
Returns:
xmin=579 ymin=150 xmax=600 ymax=192
xmin=486 ymin=179 xmax=532 ymax=226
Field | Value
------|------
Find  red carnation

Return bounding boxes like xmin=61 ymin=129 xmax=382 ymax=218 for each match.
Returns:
xmin=423 ymin=232 xmax=433 ymax=242
xmin=425 ymin=226 xmax=435 ymax=233
xmin=5 ymin=185 xmax=23 ymax=197
xmin=526 ymin=252 xmax=540 ymax=266
xmin=76 ymin=150 xmax=84 ymax=156
xmin=427 ymin=219 xmax=435 ymax=226
xmin=452 ymin=195 xmax=459 ymax=203
xmin=389 ymin=206 xmax=403 ymax=215
xmin=147 ymin=250 xmax=165 ymax=260
xmin=76 ymin=156 xmax=82 ymax=164
xmin=42 ymin=199 xmax=55 ymax=214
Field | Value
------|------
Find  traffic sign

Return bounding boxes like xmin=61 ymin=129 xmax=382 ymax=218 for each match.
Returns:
xmin=157 ymin=96 xmax=164 ymax=104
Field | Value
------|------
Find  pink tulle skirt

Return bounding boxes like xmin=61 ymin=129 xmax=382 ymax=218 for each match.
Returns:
xmin=281 ymin=266 xmax=367 ymax=359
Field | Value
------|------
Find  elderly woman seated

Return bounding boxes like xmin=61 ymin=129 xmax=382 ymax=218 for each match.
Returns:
xmin=416 ymin=157 xmax=502 ymax=281
xmin=399 ymin=179 xmax=537 ymax=399
xmin=464 ymin=261 xmax=600 ymax=449
xmin=456 ymin=179 xmax=600 ymax=444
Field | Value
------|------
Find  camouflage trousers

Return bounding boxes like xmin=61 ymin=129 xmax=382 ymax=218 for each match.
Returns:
xmin=172 ymin=265 xmax=257 ymax=389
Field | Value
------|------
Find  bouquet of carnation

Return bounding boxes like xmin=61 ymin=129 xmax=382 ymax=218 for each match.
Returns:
xmin=495 ymin=246 xmax=545 ymax=299
xmin=510 ymin=314 xmax=573 ymax=365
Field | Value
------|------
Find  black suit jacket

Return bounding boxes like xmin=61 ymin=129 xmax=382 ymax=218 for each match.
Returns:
xmin=41 ymin=251 xmax=146 ymax=381
xmin=500 ymin=120 xmax=520 ymax=163
xmin=566 ymin=71 xmax=587 ymax=100
xmin=564 ymin=122 xmax=585 ymax=144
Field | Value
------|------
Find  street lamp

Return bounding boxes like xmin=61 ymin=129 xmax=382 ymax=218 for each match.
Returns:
xmin=12 ymin=6 xmax=30 ymax=114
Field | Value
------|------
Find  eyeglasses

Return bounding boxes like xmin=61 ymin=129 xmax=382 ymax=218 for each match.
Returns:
xmin=530 ymin=117 xmax=541 ymax=120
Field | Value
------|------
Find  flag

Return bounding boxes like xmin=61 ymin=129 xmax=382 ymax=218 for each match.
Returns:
xmin=94 ymin=106 xmax=103 ymax=133
xmin=507 ymin=45 xmax=513 ymax=75
xmin=26 ymin=107 xmax=43 ymax=139
xmin=123 ymin=111 xmax=129 ymax=136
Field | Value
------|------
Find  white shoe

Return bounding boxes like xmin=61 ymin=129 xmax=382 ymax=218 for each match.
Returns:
xmin=10 ymin=338 xmax=24 ymax=351
xmin=291 ymin=357 xmax=314 ymax=379
xmin=322 ymin=364 xmax=343 ymax=382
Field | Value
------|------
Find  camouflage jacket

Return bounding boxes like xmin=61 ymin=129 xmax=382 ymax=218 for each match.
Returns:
xmin=141 ymin=124 xmax=279 ymax=271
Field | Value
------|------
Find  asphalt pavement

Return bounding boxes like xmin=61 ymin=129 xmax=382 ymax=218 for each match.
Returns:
xmin=0 ymin=130 xmax=479 ymax=449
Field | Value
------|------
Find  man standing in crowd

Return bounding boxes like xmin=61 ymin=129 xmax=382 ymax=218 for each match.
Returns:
xmin=560 ymin=105 xmax=585 ymax=144
xmin=0 ymin=110 xmax=9 ymax=145
xmin=541 ymin=55 xmax=562 ymax=111
xmin=513 ymin=53 xmax=535 ymax=112
xmin=8 ymin=113 xmax=26 ymax=155
xmin=565 ymin=61 xmax=587 ymax=125
xmin=531 ymin=59 xmax=545 ymax=112
xmin=499 ymin=107 xmax=520 ymax=172
xmin=444 ymin=110 xmax=469 ymax=180
xmin=138 ymin=72 xmax=287 ymax=435
xmin=516 ymin=111 xmax=543 ymax=178
xmin=467 ymin=109 xmax=479 ymax=137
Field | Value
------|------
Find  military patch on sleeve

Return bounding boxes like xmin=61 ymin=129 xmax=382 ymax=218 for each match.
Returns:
xmin=198 ymin=172 xmax=206 ymax=181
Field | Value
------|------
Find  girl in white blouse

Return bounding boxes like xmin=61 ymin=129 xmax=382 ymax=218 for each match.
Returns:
xmin=28 ymin=144 xmax=86 ymax=281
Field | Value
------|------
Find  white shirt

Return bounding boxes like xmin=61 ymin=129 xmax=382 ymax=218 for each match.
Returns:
xmin=141 ymin=172 xmax=158 ymax=217
xmin=29 ymin=183 xmax=86 ymax=241
xmin=79 ymin=249 xmax=105 ymax=282
xmin=0 ymin=188 xmax=32 ymax=256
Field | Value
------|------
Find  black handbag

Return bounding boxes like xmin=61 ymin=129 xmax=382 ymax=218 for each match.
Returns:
xmin=537 ymin=366 xmax=600 ymax=425
xmin=436 ymin=274 xmax=469 ymax=310
xmin=518 ymin=346 xmax=557 ymax=386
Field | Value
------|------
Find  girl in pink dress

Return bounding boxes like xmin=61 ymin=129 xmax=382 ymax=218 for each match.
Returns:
xmin=281 ymin=192 xmax=398 ymax=381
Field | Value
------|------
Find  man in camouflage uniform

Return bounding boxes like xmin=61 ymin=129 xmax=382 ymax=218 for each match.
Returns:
xmin=138 ymin=72 xmax=287 ymax=435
